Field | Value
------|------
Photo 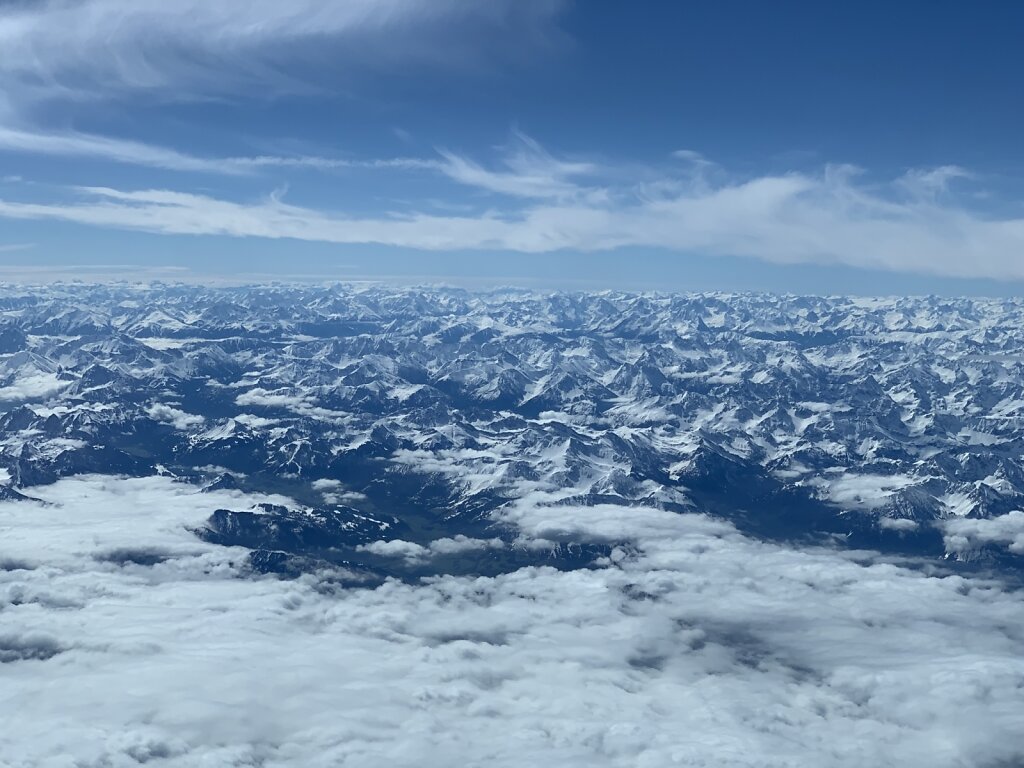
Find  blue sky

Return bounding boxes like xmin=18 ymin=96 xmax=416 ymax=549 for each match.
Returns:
xmin=1 ymin=0 xmax=1023 ymax=293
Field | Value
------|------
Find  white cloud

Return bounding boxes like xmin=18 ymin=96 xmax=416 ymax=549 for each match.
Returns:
xmin=0 ymin=124 xmax=440 ymax=176
xmin=1 ymin=155 xmax=1023 ymax=280
xmin=1 ymin=475 xmax=1023 ymax=766
xmin=0 ymin=109 xmax=1014 ymax=285
xmin=942 ymin=510 xmax=1024 ymax=555
xmin=671 ymin=148 xmax=715 ymax=172
xmin=437 ymin=131 xmax=599 ymax=200
xmin=809 ymin=472 xmax=920 ymax=510
xmin=898 ymin=165 xmax=973 ymax=198
xmin=0 ymin=126 xmax=249 ymax=174
xmin=232 ymin=388 xmax=348 ymax=423
xmin=427 ymin=534 xmax=504 ymax=556
xmin=233 ymin=413 xmax=281 ymax=429
xmin=358 ymin=535 xmax=503 ymax=564
xmin=357 ymin=538 xmax=429 ymax=561
xmin=879 ymin=517 xmax=919 ymax=531
xmin=0 ymin=371 xmax=69 ymax=402
xmin=0 ymin=0 xmax=566 ymax=105
xmin=145 ymin=403 xmax=206 ymax=430
xmin=0 ymin=2 xmax=564 ymax=189
xmin=235 ymin=388 xmax=316 ymax=410
xmin=310 ymin=479 xmax=366 ymax=504
xmin=311 ymin=479 xmax=344 ymax=491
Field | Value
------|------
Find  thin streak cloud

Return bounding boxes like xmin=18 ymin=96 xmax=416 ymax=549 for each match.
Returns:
xmin=0 ymin=243 xmax=35 ymax=253
xmin=0 ymin=159 xmax=1021 ymax=281
xmin=437 ymin=131 xmax=600 ymax=200
xmin=0 ymin=125 xmax=439 ymax=175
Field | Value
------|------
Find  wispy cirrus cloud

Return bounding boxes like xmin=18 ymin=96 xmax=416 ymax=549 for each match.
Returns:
xmin=897 ymin=165 xmax=975 ymax=199
xmin=0 ymin=126 xmax=256 ymax=175
xmin=0 ymin=123 xmax=594 ymax=187
xmin=0 ymin=0 xmax=567 ymax=107
xmin=0 ymin=242 xmax=35 ymax=254
xmin=437 ymin=131 xmax=600 ymax=201
xmin=0 ymin=125 xmax=439 ymax=175
xmin=0 ymin=152 xmax=1021 ymax=281
xmin=0 ymin=1 xmax=569 ymax=191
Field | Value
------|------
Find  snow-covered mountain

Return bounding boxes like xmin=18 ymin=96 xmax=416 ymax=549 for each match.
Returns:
xmin=2 ymin=283 xmax=1023 ymax=575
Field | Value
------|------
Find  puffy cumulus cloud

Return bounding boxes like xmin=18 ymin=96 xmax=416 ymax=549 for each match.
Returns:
xmin=427 ymin=534 xmax=504 ymax=556
xmin=358 ymin=535 xmax=503 ymax=564
xmin=310 ymin=478 xmax=366 ymax=505
xmin=879 ymin=516 xmax=919 ymax=531
xmin=232 ymin=388 xmax=349 ymax=423
xmin=235 ymin=387 xmax=315 ymax=410
xmin=357 ymin=537 xmax=429 ymax=561
xmin=808 ymin=472 xmax=919 ymax=510
xmin=0 ymin=371 xmax=69 ymax=402
xmin=145 ymin=402 xmax=206 ymax=430
xmin=1 ymin=475 xmax=1024 ymax=767
xmin=942 ymin=510 xmax=1024 ymax=555
xmin=311 ymin=479 xmax=343 ymax=491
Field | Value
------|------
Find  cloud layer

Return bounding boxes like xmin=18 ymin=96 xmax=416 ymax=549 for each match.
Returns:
xmin=1 ymin=154 xmax=1023 ymax=280
xmin=1 ymin=475 xmax=1023 ymax=767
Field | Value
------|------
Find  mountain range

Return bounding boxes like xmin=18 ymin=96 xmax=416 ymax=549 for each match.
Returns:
xmin=2 ymin=284 xmax=1022 ymax=579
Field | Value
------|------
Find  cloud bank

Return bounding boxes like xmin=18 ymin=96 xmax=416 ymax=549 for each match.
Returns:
xmin=1 ymin=153 xmax=1023 ymax=280
xmin=1 ymin=475 xmax=1023 ymax=767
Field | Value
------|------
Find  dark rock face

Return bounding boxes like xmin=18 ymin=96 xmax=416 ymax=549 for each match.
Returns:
xmin=1 ymin=284 xmax=1024 ymax=578
xmin=0 ymin=326 xmax=26 ymax=355
xmin=198 ymin=505 xmax=408 ymax=552
xmin=0 ymin=485 xmax=34 ymax=503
